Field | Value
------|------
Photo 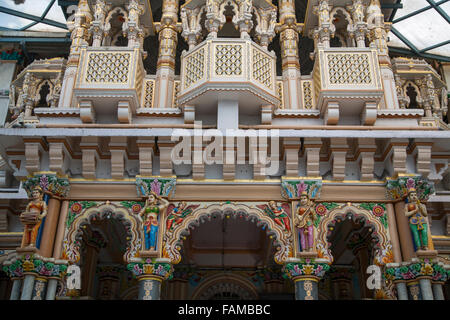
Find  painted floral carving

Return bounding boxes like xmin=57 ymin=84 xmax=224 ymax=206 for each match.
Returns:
xmin=385 ymin=176 xmax=434 ymax=201
xmin=281 ymin=178 xmax=322 ymax=200
xmin=282 ymin=260 xmax=330 ymax=279
xmin=23 ymin=174 xmax=70 ymax=198
xmin=127 ymin=260 xmax=173 ymax=280
xmin=136 ymin=177 xmax=176 ymax=198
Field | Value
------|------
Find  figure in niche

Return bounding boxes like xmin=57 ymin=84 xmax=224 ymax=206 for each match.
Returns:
xmin=36 ymin=82 xmax=51 ymax=108
xmin=406 ymin=83 xmax=419 ymax=109
xmin=258 ymin=201 xmax=291 ymax=233
xmin=318 ymin=1 xmax=331 ymax=25
xmin=352 ymin=0 xmax=365 ymax=23
xmin=139 ymin=192 xmax=169 ymax=251
xmin=404 ymin=188 xmax=428 ymax=251
xmin=166 ymin=202 xmax=200 ymax=234
xmin=20 ymin=186 xmax=47 ymax=248
xmin=294 ymin=192 xmax=317 ymax=252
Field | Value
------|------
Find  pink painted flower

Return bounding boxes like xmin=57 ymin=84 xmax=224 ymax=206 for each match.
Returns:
xmin=297 ymin=182 xmax=307 ymax=197
xmin=70 ymin=202 xmax=82 ymax=214
xmin=406 ymin=178 xmax=415 ymax=190
xmin=150 ymin=179 xmax=161 ymax=195
xmin=315 ymin=204 xmax=327 ymax=216
xmin=372 ymin=205 xmax=385 ymax=217
xmin=39 ymin=175 xmax=49 ymax=191
xmin=131 ymin=204 xmax=142 ymax=214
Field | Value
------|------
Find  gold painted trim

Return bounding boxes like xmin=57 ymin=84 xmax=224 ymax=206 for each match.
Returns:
xmin=137 ymin=275 xmax=163 ymax=282
xmin=293 ymin=276 xmax=319 ymax=283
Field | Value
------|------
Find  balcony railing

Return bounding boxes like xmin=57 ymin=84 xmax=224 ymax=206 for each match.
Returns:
xmin=313 ymin=47 xmax=383 ymax=125
xmin=178 ymin=38 xmax=278 ymax=109
xmin=73 ymin=46 xmax=144 ymax=123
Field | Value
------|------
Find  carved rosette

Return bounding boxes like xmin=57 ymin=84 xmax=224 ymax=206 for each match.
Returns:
xmin=135 ymin=177 xmax=176 ymax=198
xmin=23 ymin=173 xmax=70 ymax=198
xmin=385 ymin=175 xmax=435 ymax=201
xmin=282 ymin=259 xmax=330 ymax=280
xmin=281 ymin=178 xmax=322 ymax=200
xmin=127 ymin=260 xmax=173 ymax=280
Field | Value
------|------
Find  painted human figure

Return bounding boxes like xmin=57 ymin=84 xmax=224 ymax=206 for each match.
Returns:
xmin=20 ymin=186 xmax=47 ymax=248
xmin=294 ymin=191 xmax=317 ymax=252
xmin=139 ymin=191 xmax=169 ymax=251
xmin=268 ymin=201 xmax=291 ymax=232
xmin=166 ymin=201 xmax=187 ymax=232
xmin=404 ymin=188 xmax=428 ymax=251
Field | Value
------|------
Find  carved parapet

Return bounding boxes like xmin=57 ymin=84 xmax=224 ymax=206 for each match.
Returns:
xmin=385 ymin=175 xmax=435 ymax=201
xmin=281 ymin=177 xmax=322 ymax=200
xmin=313 ymin=47 xmax=383 ymax=125
xmin=23 ymin=173 xmax=70 ymax=198
xmin=136 ymin=176 xmax=176 ymax=198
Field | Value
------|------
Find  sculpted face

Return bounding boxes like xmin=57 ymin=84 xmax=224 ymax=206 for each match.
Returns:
xmin=32 ymin=189 xmax=41 ymax=200
xmin=300 ymin=195 xmax=308 ymax=206
xmin=269 ymin=201 xmax=276 ymax=209
xmin=149 ymin=194 xmax=156 ymax=203
xmin=409 ymin=191 xmax=418 ymax=202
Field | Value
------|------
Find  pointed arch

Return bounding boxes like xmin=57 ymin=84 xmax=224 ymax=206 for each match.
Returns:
xmin=163 ymin=203 xmax=293 ymax=265
xmin=63 ymin=202 xmax=143 ymax=264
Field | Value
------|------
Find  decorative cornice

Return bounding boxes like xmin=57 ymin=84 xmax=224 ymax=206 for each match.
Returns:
xmin=136 ymin=177 xmax=176 ymax=198
xmin=127 ymin=260 xmax=173 ymax=280
xmin=281 ymin=177 xmax=322 ymax=200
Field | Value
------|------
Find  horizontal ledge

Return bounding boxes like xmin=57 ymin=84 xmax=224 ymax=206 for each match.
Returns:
xmin=1 ymin=127 xmax=448 ymax=139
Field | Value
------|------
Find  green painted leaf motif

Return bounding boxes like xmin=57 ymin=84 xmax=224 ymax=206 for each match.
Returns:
xmin=80 ymin=201 xmax=97 ymax=209
xmin=314 ymin=215 xmax=321 ymax=228
xmin=380 ymin=214 xmax=388 ymax=229
xmin=322 ymin=202 xmax=339 ymax=211
xmin=358 ymin=202 xmax=374 ymax=212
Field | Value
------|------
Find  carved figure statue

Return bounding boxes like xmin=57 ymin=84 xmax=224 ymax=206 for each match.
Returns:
xmin=318 ymin=1 xmax=330 ymax=25
xmin=404 ymin=188 xmax=428 ymax=251
xmin=268 ymin=201 xmax=291 ymax=232
xmin=166 ymin=202 xmax=200 ymax=233
xmin=139 ymin=191 xmax=169 ymax=251
xmin=352 ymin=0 xmax=365 ymax=23
xmin=294 ymin=191 xmax=317 ymax=252
xmin=20 ymin=186 xmax=48 ymax=248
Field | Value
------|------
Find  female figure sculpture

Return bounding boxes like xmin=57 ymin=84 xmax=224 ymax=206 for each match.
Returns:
xmin=294 ymin=191 xmax=317 ymax=252
xmin=20 ymin=186 xmax=47 ymax=248
xmin=139 ymin=191 xmax=169 ymax=251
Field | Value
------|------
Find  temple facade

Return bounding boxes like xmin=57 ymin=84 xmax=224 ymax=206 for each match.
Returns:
xmin=0 ymin=0 xmax=449 ymax=300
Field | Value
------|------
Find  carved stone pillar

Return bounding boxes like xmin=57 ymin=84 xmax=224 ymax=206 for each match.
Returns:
xmin=411 ymin=140 xmax=432 ymax=178
xmin=283 ymin=138 xmax=300 ymax=177
xmin=390 ymin=139 xmax=408 ymax=177
xmin=277 ymin=0 xmax=302 ymax=110
xmin=358 ymin=138 xmax=376 ymax=181
xmin=59 ymin=0 xmax=92 ymax=108
xmin=81 ymin=242 xmax=100 ymax=297
xmin=283 ymin=260 xmax=330 ymax=300
xmin=24 ymin=138 xmax=46 ymax=174
xmin=158 ymin=136 xmax=175 ymax=177
xmin=153 ymin=0 xmax=180 ymax=109
xmin=312 ymin=0 xmax=334 ymax=48
xmin=124 ymin=0 xmax=145 ymax=49
xmin=394 ymin=201 xmax=415 ymax=262
xmin=52 ymin=200 xmax=69 ymax=259
xmin=330 ymin=138 xmax=348 ymax=181
xmin=303 ymin=138 xmax=322 ymax=177
xmin=80 ymin=137 xmax=99 ymax=179
xmin=137 ymin=138 xmax=155 ymax=176
xmin=109 ymin=137 xmax=128 ymax=179
xmin=39 ymin=197 xmax=61 ymax=257
xmin=128 ymin=261 xmax=173 ymax=300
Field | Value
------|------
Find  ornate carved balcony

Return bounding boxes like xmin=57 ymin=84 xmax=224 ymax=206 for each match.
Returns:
xmin=73 ymin=46 xmax=145 ymax=123
xmin=178 ymin=38 xmax=279 ymax=119
xmin=313 ymin=47 xmax=383 ymax=125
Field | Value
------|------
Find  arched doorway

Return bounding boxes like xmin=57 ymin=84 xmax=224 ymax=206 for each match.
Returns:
xmin=162 ymin=203 xmax=294 ymax=300
xmin=61 ymin=202 xmax=143 ymax=299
